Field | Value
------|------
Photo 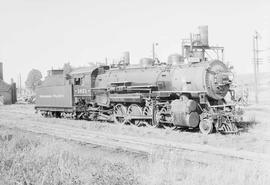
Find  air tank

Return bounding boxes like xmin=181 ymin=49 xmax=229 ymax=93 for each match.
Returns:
xmin=167 ymin=54 xmax=184 ymax=65
xmin=198 ymin=25 xmax=208 ymax=46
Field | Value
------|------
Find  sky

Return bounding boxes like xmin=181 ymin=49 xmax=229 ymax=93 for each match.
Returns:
xmin=0 ymin=0 xmax=269 ymax=86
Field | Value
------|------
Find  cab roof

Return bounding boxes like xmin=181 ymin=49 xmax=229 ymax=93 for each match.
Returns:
xmin=69 ymin=65 xmax=109 ymax=78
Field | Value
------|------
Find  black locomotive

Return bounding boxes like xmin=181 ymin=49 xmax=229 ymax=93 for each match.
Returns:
xmin=35 ymin=26 xmax=243 ymax=134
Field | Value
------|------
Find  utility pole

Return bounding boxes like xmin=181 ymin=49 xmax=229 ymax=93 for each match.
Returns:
xmin=253 ymin=31 xmax=260 ymax=104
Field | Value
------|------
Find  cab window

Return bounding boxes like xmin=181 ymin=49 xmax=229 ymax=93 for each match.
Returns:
xmin=74 ymin=78 xmax=81 ymax=85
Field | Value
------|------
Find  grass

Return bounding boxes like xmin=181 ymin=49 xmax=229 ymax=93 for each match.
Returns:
xmin=0 ymin=129 xmax=142 ymax=185
xmin=147 ymin=148 xmax=270 ymax=185
xmin=0 ymin=127 xmax=269 ymax=185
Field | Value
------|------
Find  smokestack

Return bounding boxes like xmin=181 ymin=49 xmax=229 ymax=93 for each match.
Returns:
xmin=0 ymin=62 xmax=3 ymax=81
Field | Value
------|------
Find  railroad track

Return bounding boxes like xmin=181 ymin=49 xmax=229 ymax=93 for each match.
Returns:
xmin=0 ymin=111 xmax=270 ymax=165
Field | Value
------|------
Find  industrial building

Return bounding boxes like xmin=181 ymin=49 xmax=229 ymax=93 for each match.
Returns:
xmin=0 ymin=62 xmax=16 ymax=105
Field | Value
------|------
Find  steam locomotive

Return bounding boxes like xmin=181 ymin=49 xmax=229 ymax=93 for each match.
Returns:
xmin=35 ymin=26 xmax=243 ymax=134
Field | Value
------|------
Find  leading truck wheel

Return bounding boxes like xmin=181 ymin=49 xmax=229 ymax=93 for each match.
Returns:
xmin=199 ymin=119 xmax=214 ymax=134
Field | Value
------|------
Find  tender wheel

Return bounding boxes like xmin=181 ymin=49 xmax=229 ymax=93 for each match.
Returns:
xmin=52 ymin=111 xmax=61 ymax=118
xmin=113 ymin=104 xmax=127 ymax=124
xmin=199 ymin=119 xmax=214 ymax=134
xmin=41 ymin=111 xmax=48 ymax=117
xmin=72 ymin=112 xmax=78 ymax=119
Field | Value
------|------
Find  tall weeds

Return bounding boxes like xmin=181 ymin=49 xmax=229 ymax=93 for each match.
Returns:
xmin=0 ymin=131 xmax=141 ymax=185
xmin=0 ymin=129 xmax=269 ymax=185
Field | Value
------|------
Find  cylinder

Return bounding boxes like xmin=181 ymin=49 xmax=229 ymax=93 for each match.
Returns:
xmin=186 ymin=112 xmax=200 ymax=127
xmin=171 ymin=110 xmax=199 ymax=127
xmin=170 ymin=99 xmax=199 ymax=127
xmin=198 ymin=25 xmax=208 ymax=46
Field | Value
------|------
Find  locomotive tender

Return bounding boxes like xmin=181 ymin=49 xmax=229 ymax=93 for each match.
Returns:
xmin=35 ymin=26 xmax=243 ymax=134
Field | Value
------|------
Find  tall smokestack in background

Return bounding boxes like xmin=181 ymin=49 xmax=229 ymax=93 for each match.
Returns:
xmin=0 ymin=62 xmax=3 ymax=81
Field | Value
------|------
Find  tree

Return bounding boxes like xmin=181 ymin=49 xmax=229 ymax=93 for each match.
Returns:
xmin=25 ymin=69 xmax=42 ymax=91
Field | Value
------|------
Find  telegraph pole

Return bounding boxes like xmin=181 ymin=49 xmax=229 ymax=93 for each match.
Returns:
xmin=253 ymin=31 xmax=259 ymax=104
